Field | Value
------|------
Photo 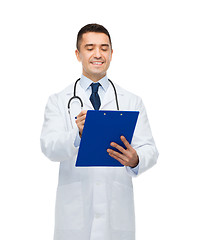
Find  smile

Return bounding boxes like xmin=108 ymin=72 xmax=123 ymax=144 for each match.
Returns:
xmin=91 ymin=62 xmax=104 ymax=65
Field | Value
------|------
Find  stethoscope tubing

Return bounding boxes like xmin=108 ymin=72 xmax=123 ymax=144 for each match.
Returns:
xmin=68 ymin=78 xmax=119 ymax=111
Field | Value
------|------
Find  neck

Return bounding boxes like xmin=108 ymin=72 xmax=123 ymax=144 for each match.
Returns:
xmin=82 ymin=72 xmax=106 ymax=82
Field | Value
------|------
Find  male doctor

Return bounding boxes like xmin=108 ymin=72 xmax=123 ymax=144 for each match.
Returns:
xmin=40 ymin=23 xmax=159 ymax=240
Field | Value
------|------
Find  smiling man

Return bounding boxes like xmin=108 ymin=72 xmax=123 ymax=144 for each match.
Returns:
xmin=75 ymin=31 xmax=113 ymax=81
xmin=40 ymin=23 xmax=159 ymax=240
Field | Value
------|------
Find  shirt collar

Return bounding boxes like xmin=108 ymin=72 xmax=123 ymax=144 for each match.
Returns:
xmin=79 ymin=74 xmax=110 ymax=92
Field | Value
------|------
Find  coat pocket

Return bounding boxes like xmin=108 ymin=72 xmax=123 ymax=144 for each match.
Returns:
xmin=55 ymin=181 xmax=84 ymax=230
xmin=110 ymin=181 xmax=135 ymax=231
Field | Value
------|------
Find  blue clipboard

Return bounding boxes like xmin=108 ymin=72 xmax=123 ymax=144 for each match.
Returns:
xmin=75 ymin=110 xmax=139 ymax=167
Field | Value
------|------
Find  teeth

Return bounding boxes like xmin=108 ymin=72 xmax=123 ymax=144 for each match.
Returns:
xmin=92 ymin=62 xmax=103 ymax=65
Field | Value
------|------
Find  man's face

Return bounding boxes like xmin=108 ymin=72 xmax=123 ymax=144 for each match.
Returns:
xmin=75 ymin=32 xmax=113 ymax=82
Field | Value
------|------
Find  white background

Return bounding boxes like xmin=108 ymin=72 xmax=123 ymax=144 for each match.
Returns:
xmin=0 ymin=0 xmax=206 ymax=239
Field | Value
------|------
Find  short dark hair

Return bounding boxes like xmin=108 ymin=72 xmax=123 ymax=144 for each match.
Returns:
xmin=76 ymin=23 xmax=112 ymax=51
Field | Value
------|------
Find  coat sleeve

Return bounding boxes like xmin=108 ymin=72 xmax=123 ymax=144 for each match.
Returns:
xmin=128 ymin=97 xmax=159 ymax=177
xmin=40 ymin=94 xmax=79 ymax=162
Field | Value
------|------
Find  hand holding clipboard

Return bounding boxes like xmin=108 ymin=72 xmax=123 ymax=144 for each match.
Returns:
xmin=75 ymin=110 xmax=139 ymax=167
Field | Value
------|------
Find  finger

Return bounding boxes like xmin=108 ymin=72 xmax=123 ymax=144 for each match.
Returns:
xmin=76 ymin=119 xmax=85 ymax=128
xmin=77 ymin=113 xmax=87 ymax=120
xmin=80 ymin=120 xmax=85 ymax=126
xmin=108 ymin=152 xmax=129 ymax=166
xmin=107 ymin=149 xmax=129 ymax=162
xmin=81 ymin=110 xmax=87 ymax=115
xmin=77 ymin=110 xmax=87 ymax=118
xmin=110 ymin=142 xmax=128 ymax=156
xmin=120 ymin=136 xmax=132 ymax=150
xmin=76 ymin=114 xmax=87 ymax=123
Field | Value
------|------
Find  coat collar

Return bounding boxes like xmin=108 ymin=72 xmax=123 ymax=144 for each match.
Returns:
xmin=66 ymin=79 xmax=124 ymax=110
xmin=79 ymin=74 xmax=110 ymax=93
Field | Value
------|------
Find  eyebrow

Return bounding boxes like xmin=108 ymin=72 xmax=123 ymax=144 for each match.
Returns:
xmin=84 ymin=44 xmax=110 ymax=48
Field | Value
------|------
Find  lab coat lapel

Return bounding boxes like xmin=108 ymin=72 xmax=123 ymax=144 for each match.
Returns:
xmin=100 ymin=84 xmax=124 ymax=110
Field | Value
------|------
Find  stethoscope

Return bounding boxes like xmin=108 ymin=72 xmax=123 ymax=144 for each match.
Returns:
xmin=68 ymin=78 xmax=119 ymax=113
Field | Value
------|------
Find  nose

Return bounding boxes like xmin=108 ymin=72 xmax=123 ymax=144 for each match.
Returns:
xmin=93 ymin=48 xmax=101 ymax=58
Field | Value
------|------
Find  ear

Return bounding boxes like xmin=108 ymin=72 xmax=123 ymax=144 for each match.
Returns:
xmin=75 ymin=49 xmax=81 ymax=62
xmin=110 ymin=49 xmax=113 ymax=61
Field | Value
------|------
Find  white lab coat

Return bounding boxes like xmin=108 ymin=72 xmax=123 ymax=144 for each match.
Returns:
xmin=40 ymin=80 xmax=158 ymax=240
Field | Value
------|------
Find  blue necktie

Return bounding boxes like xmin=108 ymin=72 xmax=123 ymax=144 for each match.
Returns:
xmin=90 ymin=83 xmax=101 ymax=110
